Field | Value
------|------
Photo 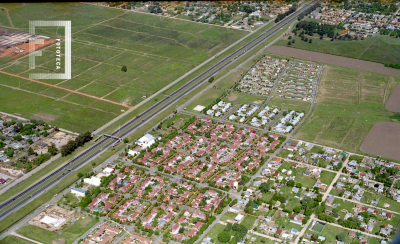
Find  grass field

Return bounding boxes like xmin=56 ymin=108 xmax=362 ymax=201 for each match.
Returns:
xmin=267 ymin=97 xmax=311 ymax=113
xmin=0 ymin=2 xmax=247 ymax=132
xmin=223 ymin=92 xmax=266 ymax=105
xmin=294 ymin=64 xmax=400 ymax=153
xmin=0 ymin=235 xmax=35 ymax=244
xmin=241 ymin=215 xmax=257 ymax=230
xmin=275 ymin=35 xmax=400 ymax=65
xmin=16 ymin=217 xmax=98 ymax=244
xmin=319 ymin=171 xmax=336 ymax=186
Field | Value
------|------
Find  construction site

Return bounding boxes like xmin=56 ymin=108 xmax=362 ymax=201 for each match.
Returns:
xmin=29 ymin=205 xmax=75 ymax=232
xmin=32 ymin=131 xmax=76 ymax=154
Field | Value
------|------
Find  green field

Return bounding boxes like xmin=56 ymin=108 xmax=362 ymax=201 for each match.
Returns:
xmin=0 ymin=2 xmax=247 ymax=132
xmin=294 ymin=64 xmax=400 ymax=153
xmin=15 ymin=217 xmax=98 ymax=244
xmin=0 ymin=235 xmax=35 ymax=244
xmin=275 ymin=35 xmax=400 ymax=65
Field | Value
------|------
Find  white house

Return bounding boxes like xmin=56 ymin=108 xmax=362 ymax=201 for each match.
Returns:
xmin=136 ymin=134 xmax=156 ymax=149
xmin=235 ymin=214 xmax=244 ymax=223
xmin=71 ymin=188 xmax=87 ymax=197
xmin=84 ymin=176 xmax=101 ymax=187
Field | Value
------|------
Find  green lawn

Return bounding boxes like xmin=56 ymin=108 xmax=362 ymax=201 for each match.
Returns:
xmin=267 ymin=97 xmax=311 ymax=113
xmin=319 ymin=171 xmax=336 ymax=186
xmin=204 ymin=223 xmax=226 ymax=242
xmin=223 ymin=92 xmax=266 ymax=105
xmin=294 ymin=64 xmax=400 ymax=154
xmin=275 ymin=35 xmax=400 ymax=65
xmin=0 ymin=235 xmax=35 ymax=244
xmin=221 ymin=212 xmax=238 ymax=222
xmin=307 ymin=222 xmax=354 ymax=243
xmin=16 ymin=216 xmax=98 ymax=244
xmin=241 ymin=215 xmax=257 ymax=230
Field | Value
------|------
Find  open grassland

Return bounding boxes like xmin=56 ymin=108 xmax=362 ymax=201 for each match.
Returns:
xmin=16 ymin=217 xmax=98 ymax=244
xmin=0 ymin=235 xmax=35 ymax=244
xmin=0 ymin=2 xmax=247 ymax=132
xmin=294 ymin=65 xmax=400 ymax=154
xmin=274 ymin=35 xmax=400 ymax=65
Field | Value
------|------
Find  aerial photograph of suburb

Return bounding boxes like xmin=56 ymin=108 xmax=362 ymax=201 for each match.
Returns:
xmin=0 ymin=1 xmax=400 ymax=244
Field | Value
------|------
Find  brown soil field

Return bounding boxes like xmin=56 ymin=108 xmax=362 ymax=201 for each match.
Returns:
xmin=360 ymin=122 xmax=400 ymax=161
xmin=266 ymin=46 xmax=400 ymax=77
xmin=0 ymin=39 xmax=57 ymax=59
xmin=385 ymin=84 xmax=400 ymax=113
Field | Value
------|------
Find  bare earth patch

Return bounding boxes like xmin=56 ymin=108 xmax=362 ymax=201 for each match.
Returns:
xmin=227 ymin=94 xmax=238 ymax=102
xmin=385 ymin=84 xmax=400 ymax=113
xmin=30 ymin=112 xmax=58 ymax=122
xmin=360 ymin=122 xmax=400 ymax=161
xmin=266 ymin=46 xmax=400 ymax=77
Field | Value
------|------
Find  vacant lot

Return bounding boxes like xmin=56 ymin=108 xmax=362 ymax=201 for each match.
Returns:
xmin=385 ymin=84 xmax=400 ymax=112
xmin=360 ymin=122 xmax=400 ymax=161
xmin=274 ymin=35 xmax=400 ymax=66
xmin=294 ymin=65 xmax=400 ymax=153
xmin=266 ymin=46 xmax=400 ymax=77
xmin=0 ymin=3 xmax=246 ymax=132
xmin=16 ymin=216 xmax=98 ymax=244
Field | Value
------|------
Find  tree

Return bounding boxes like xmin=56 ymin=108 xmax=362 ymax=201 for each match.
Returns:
xmin=293 ymin=206 xmax=301 ymax=213
xmin=336 ymin=232 xmax=346 ymax=241
xmin=208 ymin=76 xmax=215 ymax=83
xmin=300 ymin=196 xmax=314 ymax=210
xmin=259 ymin=182 xmax=271 ymax=193
xmin=28 ymin=147 xmax=36 ymax=156
xmin=309 ymin=39 xmax=312 ymax=43
xmin=218 ymin=231 xmax=231 ymax=243
xmin=288 ymin=41 xmax=292 ymax=45
xmin=48 ymin=143 xmax=58 ymax=156
xmin=121 ymin=65 xmax=127 ymax=72
xmin=123 ymin=138 xmax=129 ymax=143
xmin=287 ymin=180 xmax=295 ymax=187
xmin=6 ymin=147 xmax=14 ymax=157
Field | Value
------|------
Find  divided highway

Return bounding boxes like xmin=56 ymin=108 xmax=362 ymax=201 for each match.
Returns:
xmin=0 ymin=1 xmax=318 ymax=223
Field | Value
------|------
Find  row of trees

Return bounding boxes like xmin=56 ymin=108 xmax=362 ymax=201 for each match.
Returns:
xmin=275 ymin=3 xmax=297 ymax=23
xmin=61 ymin=132 xmax=92 ymax=156
xmin=297 ymin=2 xmax=320 ymax=21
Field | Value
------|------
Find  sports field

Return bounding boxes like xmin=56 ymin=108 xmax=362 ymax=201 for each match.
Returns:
xmin=274 ymin=35 xmax=400 ymax=65
xmin=0 ymin=3 xmax=246 ymax=132
xmin=294 ymin=64 xmax=400 ymax=153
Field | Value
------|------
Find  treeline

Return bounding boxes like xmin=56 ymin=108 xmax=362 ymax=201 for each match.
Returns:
xmin=385 ymin=63 xmax=400 ymax=69
xmin=275 ymin=3 xmax=297 ymax=23
xmin=297 ymin=2 xmax=320 ymax=21
xmin=294 ymin=20 xmax=335 ymax=38
xmin=380 ymin=29 xmax=400 ymax=38
xmin=61 ymin=132 xmax=92 ymax=157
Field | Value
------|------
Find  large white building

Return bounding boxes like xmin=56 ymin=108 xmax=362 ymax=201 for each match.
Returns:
xmin=84 ymin=176 xmax=101 ymax=187
xmin=71 ymin=187 xmax=87 ymax=197
xmin=136 ymin=134 xmax=157 ymax=149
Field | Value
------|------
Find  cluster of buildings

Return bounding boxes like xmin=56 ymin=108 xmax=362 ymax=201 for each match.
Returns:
xmin=249 ymin=106 xmax=279 ymax=128
xmin=236 ymin=56 xmax=288 ymax=96
xmin=206 ymin=101 xmax=232 ymax=117
xmin=310 ymin=1 xmax=400 ymax=35
xmin=229 ymin=104 xmax=259 ymax=123
xmin=275 ymin=61 xmax=321 ymax=102
xmin=82 ymin=223 xmax=122 ymax=244
xmin=136 ymin=1 xmax=292 ymax=29
xmin=273 ymin=110 xmax=304 ymax=134
xmin=0 ymin=115 xmax=60 ymax=171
